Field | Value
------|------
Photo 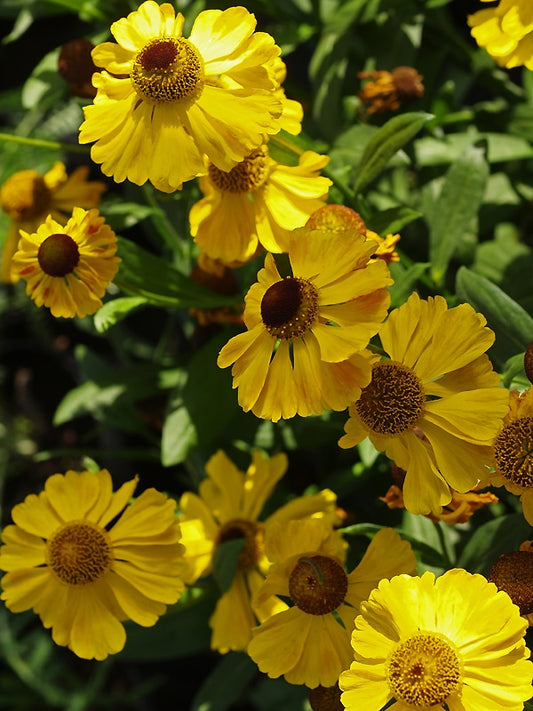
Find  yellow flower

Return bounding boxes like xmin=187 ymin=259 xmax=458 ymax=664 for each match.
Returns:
xmin=468 ymin=0 xmax=533 ymax=70
xmin=339 ymin=569 xmax=533 ymax=711
xmin=490 ymin=386 xmax=533 ymax=524
xmin=79 ymin=2 xmax=285 ymax=192
xmin=0 ymin=162 xmax=106 ymax=283
xmin=339 ymin=292 xmax=509 ymax=515
xmin=11 ymin=207 xmax=120 ymax=319
xmin=190 ymin=147 xmax=331 ymax=265
xmin=178 ymin=449 xmax=340 ymax=654
xmin=217 ymin=227 xmax=393 ymax=421
xmin=247 ymin=520 xmax=416 ymax=688
xmin=0 ymin=469 xmax=185 ymax=660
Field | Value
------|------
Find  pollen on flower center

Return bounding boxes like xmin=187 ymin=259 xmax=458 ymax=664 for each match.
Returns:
xmin=208 ymin=147 xmax=269 ymax=193
xmin=493 ymin=417 xmax=533 ymax=488
xmin=37 ymin=233 xmax=80 ymax=277
xmin=489 ymin=550 xmax=533 ymax=616
xmin=355 ymin=361 xmax=425 ymax=435
xmin=288 ymin=555 xmax=348 ymax=615
xmin=131 ymin=37 xmax=203 ymax=104
xmin=215 ymin=518 xmax=264 ymax=571
xmin=387 ymin=632 xmax=461 ymax=707
xmin=261 ymin=277 xmax=319 ymax=340
xmin=0 ymin=170 xmax=52 ymax=221
xmin=47 ymin=521 xmax=113 ymax=585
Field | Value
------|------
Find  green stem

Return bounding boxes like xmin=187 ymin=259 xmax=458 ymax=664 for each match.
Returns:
xmin=0 ymin=133 xmax=90 ymax=154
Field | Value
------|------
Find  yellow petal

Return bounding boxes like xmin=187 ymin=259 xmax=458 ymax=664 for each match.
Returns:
xmin=105 ymin=570 xmax=166 ymax=627
xmin=0 ymin=525 xmax=46 ymax=570
xmin=209 ymin=573 xmax=255 ymax=653
xmin=0 ymin=567 xmax=51 ymax=613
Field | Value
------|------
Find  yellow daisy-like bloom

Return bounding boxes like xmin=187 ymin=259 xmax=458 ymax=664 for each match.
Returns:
xmin=339 ymin=292 xmax=509 ymax=515
xmin=468 ymin=0 xmax=533 ymax=70
xmin=11 ymin=207 xmax=120 ymax=319
xmin=217 ymin=227 xmax=393 ymax=422
xmin=190 ymin=147 xmax=331 ymax=265
xmin=0 ymin=469 xmax=186 ymax=660
xmin=0 ymin=162 xmax=106 ymax=283
xmin=490 ymin=386 xmax=533 ymax=524
xmin=178 ymin=449 xmax=340 ymax=654
xmin=339 ymin=569 xmax=533 ymax=711
xmin=247 ymin=519 xmax=416 ymax=688
xmin=79 ymin=2 xmax=285 ymax=192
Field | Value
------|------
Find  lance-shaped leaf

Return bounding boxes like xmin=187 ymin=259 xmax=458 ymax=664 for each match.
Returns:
xmin=428 ymin=145 xmax=489 ymax=286
xmin=352 ymin=112 xmax=433 ymax=194
xmin=456 ymin=266 xmax=533 ymax=367
xmin=115 ymin=237 xmax=241 ymax=309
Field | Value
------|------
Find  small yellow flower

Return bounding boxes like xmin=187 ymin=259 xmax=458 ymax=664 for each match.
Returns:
xmin=468 ymin=0 xmax=533 ymax=70
xmin=339 ymin=569 xmax=533 ymax=711
xmin=247 ymin=520 xmax=416 ymax=688
xmin=79 ymin=2 xmax=286 ymax=192
xmin=190 ymin=147 xmax=331 ymax=265
xmin=490 ymin=386 xmax=533 ymax=524
xmin=178 ymin=449 xmax=340 ymax=654
xmin=11 ymin=207 xmax=120 ymax=319
xmin=339 ymin=292 xmax=509 ymax=515
xmin=0 ymin=469 xmax=186 ymax=660
xmin=217 ymin=227 xmax=392 ymax=421
xmin=0 ymin=162 xmax=105 ymax=283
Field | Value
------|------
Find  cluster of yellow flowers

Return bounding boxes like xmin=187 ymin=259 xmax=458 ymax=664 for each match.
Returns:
xmin=1 ymin=2 xmax=533 ymax=710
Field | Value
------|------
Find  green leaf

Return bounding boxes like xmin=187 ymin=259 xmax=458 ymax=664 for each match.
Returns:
xmin=415 ymin=132 xmax=533 ymax=166
xmin=427 ymin=145 xmax=489 ymax=285
xmin=118 ymin=590 xmax=215 ymax=662
xmin=352 ymin=112 xmax=433 ymax=194
xmin=161 ymin=334 xmax=239 ymax=465
xmin=191 ymin=652 xmax=257 ymax=711
xmin=115 ymin=237 xmax=240 ymax=309
xmin=212 ymin=539 xmax=245 ymax=594
xmin=309 ymin=31 xmax=350 ymax=140
xmin=457 ymin=514 xmax=532 ymax=575
xmin=366 ymin=206 xmax=423 ymax=236
xmin=93 ymin=296 xmax=148 ymax=333
xmin=388 ymin=262 xmax=430 ymax=309
xmin=501 ymin=352 xmax=529 ymax=390
xmin=456 ymin=267 xmax=533 ymax=367
xmin=21 ymin=47 xmax=65 ymax=111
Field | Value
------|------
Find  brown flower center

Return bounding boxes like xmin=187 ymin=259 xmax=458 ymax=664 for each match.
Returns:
xmin=47 ymin=521 xmax=113 ymax=585
xmin=215 ymin=519 xmax=264 ymax=571
xmin=38 ymin=233 xmax=80 ymax=277
xmin=131 ymin=37 xmax=203 ymax=104
xmin=493 ymin=417 xmax=533 ymax=488
xmin=208 ymin=147 xmax=269 ymax=193
xmin=288 ymin=555 xmax=347 ymax=615
xmin=261 ymin=277 xmax=319 ymax=340
xmin=355 ymin=361 xmax=425 ymax=435
xmin=488 ymin=550 xmax=533 ymax=615
xmin=308 ymin=684 xmax=344 ymax=711
xmin=0 ymin=170 xmax=52 ymax=221
xmin=388 ymin=632 xmax=461 ymax=707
